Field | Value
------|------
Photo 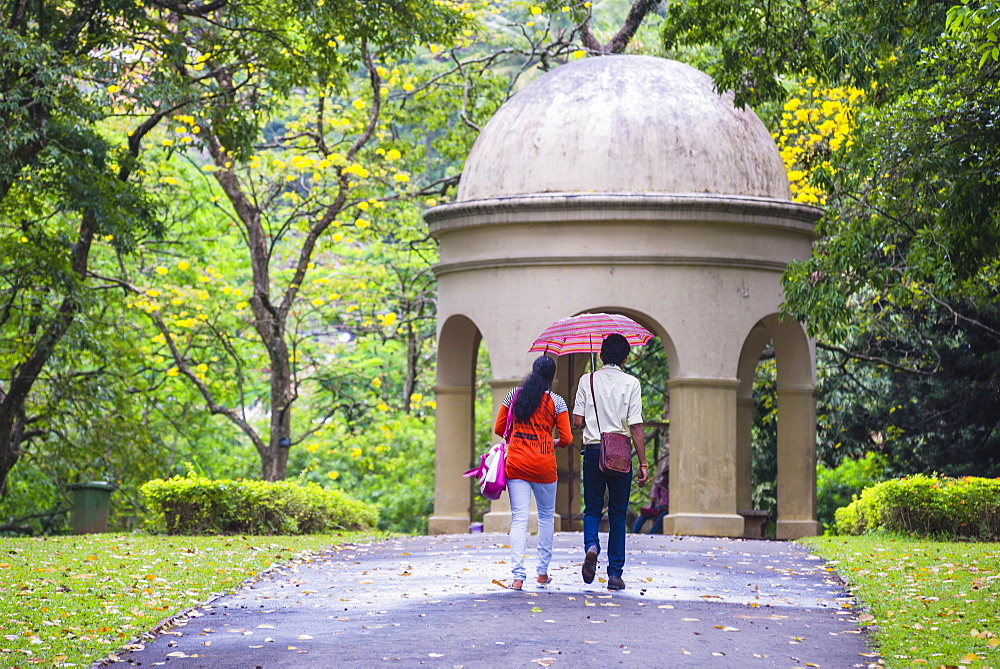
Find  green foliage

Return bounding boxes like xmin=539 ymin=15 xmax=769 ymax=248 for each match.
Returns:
xmin=947 ymin=0 xmax=1000 ymax=67
xmin=140 ymin=476 xmax=377 ymax=535
xmin=816 ymin=452 xmax=888 ymax=532
xmin=834 ymin=475 xmax=1000 ymax=539
xmin=289 ymin=411 xmax=435 ymax=534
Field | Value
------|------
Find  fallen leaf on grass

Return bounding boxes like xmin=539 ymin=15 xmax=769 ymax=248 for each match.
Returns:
xmin=962 ymin=653 xmax=980 ymax=662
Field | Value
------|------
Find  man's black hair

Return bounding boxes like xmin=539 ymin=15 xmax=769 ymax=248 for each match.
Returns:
xmin=600 ymin=333 xmax=630 ymax=366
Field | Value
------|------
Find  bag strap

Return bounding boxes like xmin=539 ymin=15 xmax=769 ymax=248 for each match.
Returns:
xmin=503 ymin=388 xmax=520 ymax=441
xmin=588 ymin=372 xmax=603 ymax=434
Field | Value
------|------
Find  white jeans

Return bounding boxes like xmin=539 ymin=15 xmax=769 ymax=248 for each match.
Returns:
xmin=507 ymin=478 xmax=557 ymax=580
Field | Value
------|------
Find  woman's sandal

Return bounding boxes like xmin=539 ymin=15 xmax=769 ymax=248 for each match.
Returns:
xmin=536 ymin=574 xmax=553 ymax=585
xmin=511 ymin=579 xmax=524 ymax=590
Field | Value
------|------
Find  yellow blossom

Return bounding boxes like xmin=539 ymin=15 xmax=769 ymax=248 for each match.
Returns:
xmin=371 ymin=378 xmax=383 ymax=388
xmin=327 ymin=471 xmax=339 ymax=480
xmin=178 ymin=260 xmax=190 ymax=270
xmin=196 ymin=363 xmax=209 ymax=373
xmin=376 ymin=402 xmax=390 ymax=412
xmin=155 ymin=266 xmax=168 ymax=275
xmin=167 ymin=367 xmax=180 ymax=377
xmin=355 ymin=219 xmax=370 ymax=229
xmin=311 ymin=298 xmax=325 ymax=306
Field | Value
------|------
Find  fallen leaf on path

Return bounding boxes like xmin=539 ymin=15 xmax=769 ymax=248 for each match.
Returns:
xmin=681 ymin=618 xmax=700 ymax=622
xmin=531 ymin=659 xmax=555 ymax=666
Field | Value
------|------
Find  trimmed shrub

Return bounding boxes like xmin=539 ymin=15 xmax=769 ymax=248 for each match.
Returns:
xmin=816 ymin=452 xmax=888 ymax=532
xmin=834 ymin=474 xmax=1000 ymax=539
xmin=141 ymin=477 xmax=378 ymax=535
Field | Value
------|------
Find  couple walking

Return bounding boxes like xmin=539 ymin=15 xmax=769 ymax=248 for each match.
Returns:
xmin=494 ymin=334 xmax=648 ymax=591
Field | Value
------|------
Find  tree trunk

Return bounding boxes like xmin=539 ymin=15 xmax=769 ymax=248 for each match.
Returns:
xmin=0 ymin=214 xmax=96 ymax=493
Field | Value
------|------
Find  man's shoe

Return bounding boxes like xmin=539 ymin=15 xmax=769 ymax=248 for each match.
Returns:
xmin=607 ymin=575 xmax=626 ymax=590
xmin=582 ymin=546 xmax=598 ymax=584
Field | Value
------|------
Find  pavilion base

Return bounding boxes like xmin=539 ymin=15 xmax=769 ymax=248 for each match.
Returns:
xmin=661 ymin=512 xmax=746 ymax=538
xmin=776 ymin=519 xmax=822 ymax=540
xmin=428 ymin=515 xmax=472 ymax=535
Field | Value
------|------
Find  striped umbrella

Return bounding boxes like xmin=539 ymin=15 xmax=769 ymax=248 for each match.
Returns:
xmin=528 ymin=313 xmax=655 ymax=356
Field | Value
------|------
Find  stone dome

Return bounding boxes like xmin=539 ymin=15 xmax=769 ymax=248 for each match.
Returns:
xmin=456 ymin=55 xmax=791 ymax=202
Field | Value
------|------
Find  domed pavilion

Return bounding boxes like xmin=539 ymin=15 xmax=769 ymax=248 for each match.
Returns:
xmin=425 ymin=55 xmax=823 ymax=539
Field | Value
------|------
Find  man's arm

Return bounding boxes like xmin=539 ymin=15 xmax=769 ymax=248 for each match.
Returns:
xmin=631 ymin=423 xmax=648 ymax=485
xmin=573 ymin=413 xmax=585 ymax=429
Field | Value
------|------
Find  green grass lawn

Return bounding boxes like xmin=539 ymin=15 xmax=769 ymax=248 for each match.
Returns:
xmin=0 ymin=532 xmax=391 ymax=666
xmin=803 ymin=535 xmax=1000 ymax=668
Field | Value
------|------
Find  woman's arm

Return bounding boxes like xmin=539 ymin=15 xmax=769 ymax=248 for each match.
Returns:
xmin=494 ymin=404 xmax=510 ymax=438
xmin=554 ymin=410 xmax=573 ymax=448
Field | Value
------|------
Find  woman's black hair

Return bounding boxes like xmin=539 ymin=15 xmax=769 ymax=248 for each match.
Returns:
xmin=513 ymin=356 xmax=556 ymax=421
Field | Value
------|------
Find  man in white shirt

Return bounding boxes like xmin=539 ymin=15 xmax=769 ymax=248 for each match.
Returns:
xmin=572 ymin=333 xmax=648 ymax=590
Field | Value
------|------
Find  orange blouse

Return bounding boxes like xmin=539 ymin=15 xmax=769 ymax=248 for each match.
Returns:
xmin=494 ymin=390 xmax=573 ymax=484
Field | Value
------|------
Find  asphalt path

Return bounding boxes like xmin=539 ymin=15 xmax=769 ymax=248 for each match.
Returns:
xmin=101 ymin=532 xmax=878 ymax=668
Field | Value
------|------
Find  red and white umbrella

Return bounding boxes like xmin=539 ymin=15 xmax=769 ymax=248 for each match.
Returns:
xmin=528 ymin=312 xmax=655 ymax=356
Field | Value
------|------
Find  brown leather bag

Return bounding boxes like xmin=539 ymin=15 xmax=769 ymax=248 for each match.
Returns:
xmin=589 ymin=372 xmax=632 ymax=476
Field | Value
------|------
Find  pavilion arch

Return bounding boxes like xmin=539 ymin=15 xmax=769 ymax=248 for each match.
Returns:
xmin=428 ymin=314 xmax=483 ymax=535
xmin=735 ymin=315 xmax=820 ymax=540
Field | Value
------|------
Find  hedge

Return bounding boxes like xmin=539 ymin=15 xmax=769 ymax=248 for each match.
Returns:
xmin=834 ymin=474 xmax=1000 ymax=539
xmin=141 ymin=476 xmax=378 ymax=535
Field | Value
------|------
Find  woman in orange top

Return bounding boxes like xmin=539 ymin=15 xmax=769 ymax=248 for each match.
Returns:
xmin=494 ymin=356 xmax=573 ymax=590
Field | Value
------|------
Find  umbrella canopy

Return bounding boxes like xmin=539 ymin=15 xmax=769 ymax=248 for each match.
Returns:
xmin=528 ymin=312 xmax=655 ymax=356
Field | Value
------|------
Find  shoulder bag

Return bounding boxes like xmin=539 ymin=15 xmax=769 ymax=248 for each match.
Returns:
xmin=589 ymin=372 xmax=632 ymax=476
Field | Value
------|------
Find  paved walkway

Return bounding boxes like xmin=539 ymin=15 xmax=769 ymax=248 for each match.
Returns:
xmin=103 ymin=532 xmax=878 ymax=668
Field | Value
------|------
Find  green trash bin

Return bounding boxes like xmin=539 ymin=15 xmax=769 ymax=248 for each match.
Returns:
xmin=69 ymin=482 xmax=116 ymax=534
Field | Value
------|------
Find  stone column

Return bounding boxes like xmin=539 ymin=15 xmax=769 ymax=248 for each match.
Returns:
xmin=736 ymin=393 xmax=755 ymax=512
xmin=428 ymin=384 xmax=474 ymax=535
xmin=775 ymin=386 xmax=822 ymax=539
xmin=662 ymin=378 xmax=745 ymax=537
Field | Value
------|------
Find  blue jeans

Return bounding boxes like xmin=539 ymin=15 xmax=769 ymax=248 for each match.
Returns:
xmin=508 ymin=478 xmax=557 ymax=580
xmin=632 ymin=508 xmax=667 ymax=534
xmin=582 ymin=449 xmax=632 ymax=578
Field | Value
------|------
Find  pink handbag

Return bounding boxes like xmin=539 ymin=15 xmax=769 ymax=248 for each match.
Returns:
xmin=463 ymin=390 xmax=519 ymax=499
